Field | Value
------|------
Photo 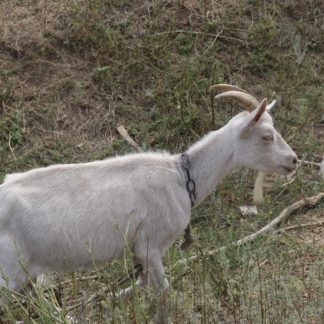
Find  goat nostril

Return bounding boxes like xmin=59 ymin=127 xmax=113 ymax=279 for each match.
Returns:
xmin=292 ymin=157 xmax=297 ymax=164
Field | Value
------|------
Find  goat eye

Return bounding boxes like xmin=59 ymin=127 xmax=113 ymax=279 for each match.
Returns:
xmin=262 ymin=135 xmax=274 ymax=142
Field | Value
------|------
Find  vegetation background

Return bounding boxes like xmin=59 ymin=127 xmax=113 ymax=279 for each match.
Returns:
xmin=0 ymin=0 xmax=323 ymax=323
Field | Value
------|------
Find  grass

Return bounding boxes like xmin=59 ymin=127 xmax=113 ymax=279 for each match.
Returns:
xmin=0 ymin=0 xmax=323 ymax=322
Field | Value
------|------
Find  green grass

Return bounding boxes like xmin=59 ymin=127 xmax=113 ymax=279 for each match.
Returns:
xmin=0 ymin=0 xmax=323 ymax=322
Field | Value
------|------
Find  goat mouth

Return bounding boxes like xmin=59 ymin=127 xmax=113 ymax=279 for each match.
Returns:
xmin=281 ymin=165 xmax=295 ymax=173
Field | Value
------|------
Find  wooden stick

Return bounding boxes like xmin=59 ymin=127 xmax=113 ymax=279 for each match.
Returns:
xmin=174 ymin=192 xmax=324 ymax=267
xmin=275 ymin=220 xmax=324 ymax=234
xmin=65 ymin=264 xmax=143 ymax=312
xmin=117 ymin=125 xmax=143 ymax=153
xmin=299 ymin=160 xmax=321 ymax=169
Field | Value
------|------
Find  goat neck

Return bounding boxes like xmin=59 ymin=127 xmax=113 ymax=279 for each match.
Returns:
xmin=186 ymin=123 xmax=236 ymax=205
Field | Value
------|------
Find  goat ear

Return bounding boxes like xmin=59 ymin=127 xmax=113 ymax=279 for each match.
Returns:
xmin=242 ymin=98 xmax=267 ymax=133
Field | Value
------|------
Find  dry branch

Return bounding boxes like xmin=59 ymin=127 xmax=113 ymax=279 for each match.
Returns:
xmin=175 ymin=192 xmax=324 ymax=267
xmin=275 ymin=220 xmax=324 ymax=234
xmin=65 ymin=262 xmax=143 ymax=312
xmin=117 ymin=125 xmax=143 ymax=153
xmin=299 ymin=160 xmax=321 ymax=169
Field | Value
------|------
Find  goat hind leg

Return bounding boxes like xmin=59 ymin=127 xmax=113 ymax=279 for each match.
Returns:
xmin=0 ymin=235 xmax=28 ymax=292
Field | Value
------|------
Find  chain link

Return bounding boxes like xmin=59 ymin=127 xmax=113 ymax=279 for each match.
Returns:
xmin=180 ymin=153 xmax=196 ymax=207
xmin=180 ymin=153 xmax=195 ymax=250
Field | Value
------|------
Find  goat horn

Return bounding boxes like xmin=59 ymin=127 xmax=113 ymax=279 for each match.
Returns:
xmin=214 ymin=90 xmax=260 ymax=112
xmin=209 ymin=83 xmax=248 ymax=94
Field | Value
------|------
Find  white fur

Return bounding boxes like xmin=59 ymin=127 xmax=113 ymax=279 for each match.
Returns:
xmin=0 ymin=103 xmax=297 ymax=322
xmin=3 ymin=172 xmax=22 ymax=183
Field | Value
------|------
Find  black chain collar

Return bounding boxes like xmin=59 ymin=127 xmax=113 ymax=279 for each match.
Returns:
xmin=180 ymin=153 xmax=195 ymax=250
xmin=180 ymin=153 xmax=196 ymax=207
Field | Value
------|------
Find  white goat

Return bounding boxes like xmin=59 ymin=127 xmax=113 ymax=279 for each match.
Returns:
xmin=0 ymin=84 xmax=297 ymax=323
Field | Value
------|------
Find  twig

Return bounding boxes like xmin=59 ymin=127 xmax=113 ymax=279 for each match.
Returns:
xmin=202 ymin=26 xmax=224 ymax=56
xmin=117 ymin=125 xmax=143 ymax=153
xmin=210 ymin=84 xmax=215 ymax=128
xmin=65 ymin=264 xmax=143 ymax=312
xmin=274 ymin=157 xmax=305 ymax=200
xmin=147 ymin=29 xmax=245 ymax=44
xmin=174 ymin=192 xmax=324 ymax=267
xmin=299 ymin=160 xmax=321 ymax=169
xmin=65 ymin=289 xmax=109 ymax=312
xmin=60 ymin=274 xmax=100 ymax=286
xmin=275 ymin=220 xmax=324 ymax=234
xmin=8 ymin=133 xmax=17 ymax=160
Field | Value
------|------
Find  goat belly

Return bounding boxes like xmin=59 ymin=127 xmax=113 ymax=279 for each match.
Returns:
xmin=2 ymin=185 xmax=144 ymax=273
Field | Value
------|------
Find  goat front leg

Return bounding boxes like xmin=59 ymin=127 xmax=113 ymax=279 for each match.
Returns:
xmin=142 ymin=252 xmax=170 ymax=324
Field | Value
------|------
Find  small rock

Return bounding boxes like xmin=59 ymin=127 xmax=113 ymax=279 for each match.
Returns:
xmin=239 ymin=205 xmax=258 ymax=215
